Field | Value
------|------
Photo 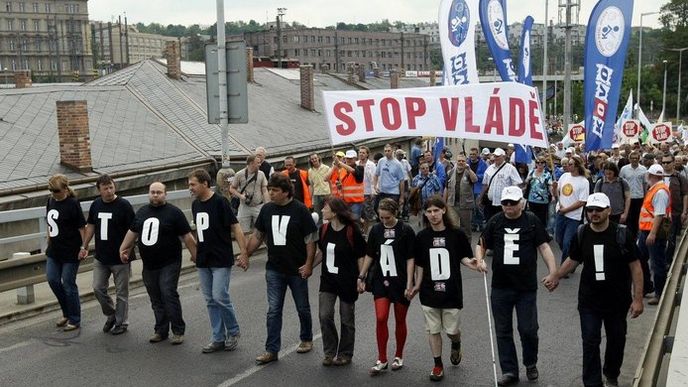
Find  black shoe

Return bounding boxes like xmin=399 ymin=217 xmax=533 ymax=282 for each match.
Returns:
xmin=497 ymin=374 xmax=520 ymax=386
xmin=526 ymin=365 xmax=539 ymax=381
xmin=450 ymin=340 xmax=462 ymax=365
xmin=604 ymin=375 xmax=619 ymax=386
xmin=202 ymin=341 xmax=225 ymax=353
xmin=103 ymin=317 xmax=116 ymax=333
xmin=111 ymin=325 xmax=128 ymax=335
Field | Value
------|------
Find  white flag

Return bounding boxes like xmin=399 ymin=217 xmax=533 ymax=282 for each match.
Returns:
xmin=439 ymin=0 xmax=480 ymax=86
xmin=613 ymin=90 xmax=633 ymax=144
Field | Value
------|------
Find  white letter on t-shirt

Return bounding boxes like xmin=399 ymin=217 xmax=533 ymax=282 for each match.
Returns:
xmin=98 ymin=213 xmax=113 ymax=241
xmin=47 ymin=209 xmax=59 ymax=237
xmin=271 ymin=215 xmax=290 ymax=246
xmin=593 ymin=245 xmax=605 ymax=281
xmin=379 ymin=240 xmax=398 ymax=277
xmin=141 ymin=218 xmax=160 ymax=246
xmin=326 ymin=242 xmax=339 ymax=274
xmin=195 ymin=212 xmax=209 ymax=243
xmin=503 ymin=228 xmax=521 ymax=265
xmin=429 ymin=248 xmax=451 ymax=280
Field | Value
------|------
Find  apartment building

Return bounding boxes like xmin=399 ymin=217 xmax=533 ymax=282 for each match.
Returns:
xmin=91 ymin=22 xmax=177 ymax=69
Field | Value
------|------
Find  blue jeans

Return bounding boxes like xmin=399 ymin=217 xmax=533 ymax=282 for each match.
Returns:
xmin=46 ymin=257 xmax=81 ymax=325
xmin=198 ymin=267 xmax=240 ymax=342
xmin=472 ymin=192 xmax=484 ymax=229
xmin=142 ymin=261 xmax=185 ymax=336
xmin=637 ymin=231 xmax=668 ymax=298
xmin=579 ymin=308 xmax=627 ymax=387
xmin=491 ymin=288 xmax=539 ymax=376
xmin=348 ymin=202 xmax=363 ymax=220
xmin=265 ymin=269 xmax=312 ymax=353
xmin=555 ymin=214 xmax=581 ymax=263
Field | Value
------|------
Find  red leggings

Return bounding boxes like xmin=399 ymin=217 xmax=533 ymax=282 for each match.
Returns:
xmin=374 ymin=297 xmax=408 ymax=363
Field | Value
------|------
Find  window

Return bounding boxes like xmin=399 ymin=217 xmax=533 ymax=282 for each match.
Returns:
xmin=354 ymin=38 xmax=359 ymax=44
xmin=19 ymin=19 xmax=26 ymax=31
xmin=317 ymin=49 xmax=322 ymax=57
xmin=18 ymin=1 xmax=24 ymax=12
xmin=294 ymin=48 xmax=299 ymax=56
xmin=9 ymin=39 xmax=15 ymax=51
xmin=310 ymin=36 xmax=315 ymax=43
xmin=21 ymin=39 xmax=28 ymax=51
xmin=34 ymin=37 xmax=40 ymax=50
xmin=317 ymin=36 xmax=322 ymax=43
xmin=293 ymin=36 xmax=299 ymax=43
xmin=44 ymin=3 xmax=50 ymax=12
xmin=51 ymin=60 xmax=57 ymax=71
xmin=348 ymin=37 xmax=352 ymax=44
xmin=11 ymin=59 xmax=16 ymax=71
xmin=7 ymin=19 xmax=13 ymax=31
xmin=5 ymin=2 xmax=11 ymax=12
xmin=33 ymin=19 xmax=39 ymax=31
xmin=326 ymin=36 xmax=331 ymax=44
xmin=347 ymin=50 xmax=351 ymax=57
xmin=32 ymin=2 xmax=38 ymax=12
xmin=37 ymin=59 xmax=42 ymax=71
xmin=22 ymin=59 xmax=28 ymax=69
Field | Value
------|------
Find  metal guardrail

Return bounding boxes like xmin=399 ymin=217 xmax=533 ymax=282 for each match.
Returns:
xmin=633 ymin=229 xmax=688 ymax=386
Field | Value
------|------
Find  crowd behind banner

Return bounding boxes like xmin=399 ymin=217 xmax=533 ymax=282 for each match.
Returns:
xmin=41 ymin=135 xmax=688 ymax=386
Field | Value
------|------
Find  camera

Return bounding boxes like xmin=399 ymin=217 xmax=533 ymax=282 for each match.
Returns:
xmin=245 ymin=194 xmax=253 ymax=204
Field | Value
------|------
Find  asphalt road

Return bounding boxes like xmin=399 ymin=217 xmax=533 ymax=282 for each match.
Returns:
xmin=0 ymin=232 xmax=655 ymax=387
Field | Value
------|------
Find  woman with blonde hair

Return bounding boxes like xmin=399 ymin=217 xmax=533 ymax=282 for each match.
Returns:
xmin=46 ymin=174 xmax=86 ymax=331
xmin=555 ymin=155 xmax=590 ymax=266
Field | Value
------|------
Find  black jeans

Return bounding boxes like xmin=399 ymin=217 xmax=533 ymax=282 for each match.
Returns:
xmin=142 ymin=261 xmax=185 ymax=336
xmin=491 ymin=288 xmax=539 ymax=376
xmin=666 ymin=214 xmax=683 ymax=263
xmin=527 ymin=202 xmax=549 ymax=230
xmin=579 ymin=307 xmax=627 ymax=387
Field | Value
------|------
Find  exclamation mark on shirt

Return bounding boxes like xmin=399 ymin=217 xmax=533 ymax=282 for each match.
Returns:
xmin=593 ymin=245 xmax=605 ymax=281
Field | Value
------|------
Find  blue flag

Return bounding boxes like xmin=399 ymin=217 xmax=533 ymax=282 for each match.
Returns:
xmin=583 ymin=0 xmax=634 ymax=152
xmin=515 ymin=15 xmax=535 ymax=164
xmin=479 ymin=0 xmax=517 ymax=82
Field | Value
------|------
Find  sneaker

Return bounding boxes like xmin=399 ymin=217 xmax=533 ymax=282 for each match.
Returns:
xmin=55 ymin=317 xmax=68 ymax=327
xmin=497 ymin=373 xmax=520 ymax=386
xmin=111 ymin=325 xmax=128 ymax=335
xmin=333 ymin=356 xmax=352 ymax=366
xmin=224 ymin=335 xmax=239 ymax=351
xmin=526 ymin=365 xmax=539 ymax=381
xmin=322 ymin=355 xmax=334 ymax=366
xmin=149 ymin=333 xmax=167 ymax=343
xmin=391 ymin=357 xmax=404 ymax=371
xmin=63 ymin=323 xmax=80 ymax=332
xmin=450 ymin=340 xmax=462 ymax=365
xmin=103 ymin=317 xmax=116 ymax=333
xmin=430 ymin=366 xmax=444 ymax=381
xmin=648 ymin=297 xmax=660 ymax=305
xmin=369 ymin=360 xmax=388 ymax=376
xmin=296 ymin=341 xmax=313 ymax=353
xmin=170 ymin=335 xmax=184 ymax=345
xmin=604 ymin=376 xmax=619 ymax=386
xmin=202 ymin=341 xmax=225 ymax=353
xmin=256 ymin=351 xmax=278 ymax=365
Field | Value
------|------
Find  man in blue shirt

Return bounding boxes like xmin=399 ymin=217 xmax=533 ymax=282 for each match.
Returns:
xmin=373 ymin=144 xmax=407 ymax=213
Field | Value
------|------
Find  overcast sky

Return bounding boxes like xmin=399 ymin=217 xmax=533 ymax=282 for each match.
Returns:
xmin=89 ymin=1 xmax=668 ymax=29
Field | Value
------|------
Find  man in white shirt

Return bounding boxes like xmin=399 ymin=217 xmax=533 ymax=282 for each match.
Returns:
xmin=618 ymin=151 xmax=647 ymax=239
xmin=480 ymin=148 xmax=522 ymax=222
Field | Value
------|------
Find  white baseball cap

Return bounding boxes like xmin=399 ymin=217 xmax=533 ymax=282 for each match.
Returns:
xmin=481 ymin=147 xmax=491 ymax=155
xmin=586 ymin=193 xmax=611 ymax=209
xmin=500 ymin=186 xmax=523 ymax=202
xmin=566 ymin=147 xmax=575 ymax=154
xmin=493 ymin=148 xmax=506 ymax=157
xmin=611 ymin=143 xmax=620 ymax=149
xmin=345 ymin=150 xmax=357 ymax=158
xmin=647 ymin=164 xmax=666 ymax=176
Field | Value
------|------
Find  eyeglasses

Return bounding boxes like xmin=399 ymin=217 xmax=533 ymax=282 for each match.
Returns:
xmin=585 ymin=207 xmax=606 ymax=213
xmin=661 ymin=161 xmax=673 ymax=165
xmin=501 ymin=200 xmax=520 ymax=206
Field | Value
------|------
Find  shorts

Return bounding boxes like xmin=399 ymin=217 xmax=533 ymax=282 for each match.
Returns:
xmin=421 ymin=306 xmax=461 ymax=335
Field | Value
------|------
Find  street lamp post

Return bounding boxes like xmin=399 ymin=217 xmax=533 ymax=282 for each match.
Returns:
xmin=662 ymin=59 xmax=668 ymax=120
xmin=668 ymin=47 xmax=688 ymax=121
xmin=637 ymin=11 xmax=659 ymax=115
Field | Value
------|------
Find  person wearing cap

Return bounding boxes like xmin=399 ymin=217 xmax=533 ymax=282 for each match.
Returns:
xmin=565 ymin=147 xmax=575 ymax=158
xmin=660 ymin=153 xmax=688 ymax=263
xmin=308 ymin=153 xmax=331 ymax=225
xmin=637 ymin=164 xmax=671 ymax=305
xmin=357 ymin=146 xmax=378 ymax=226
xmin=479 ymin=148 xmax=523 ymax=222
xmin=476 ymin=186 xmax=558 ymax=386
xmin=548 ymin=193 xmax=643 ymax=387
xmin=555 ymin=155 xmax=589 ymax=267
xmin=481 ymin=148 xmax=492 ymax=163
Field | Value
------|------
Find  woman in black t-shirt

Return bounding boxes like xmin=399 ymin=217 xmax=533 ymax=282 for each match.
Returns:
xmin=358 ymin=198 xmax=415 ymax=375
xmin=45 ymin=174 xmax=86 ymax=331
xmin=316 ymin=197 xmax=366 ymax=366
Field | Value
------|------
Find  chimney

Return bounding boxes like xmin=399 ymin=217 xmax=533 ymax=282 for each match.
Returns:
xmin=390 ymin=69 xmax=399 ymax=89
xmin=429 ymin=70 xmax=437 ymax=86
xmin=14 ymin=70 xmax=32 ymax=88
xmin=300 ymin=65 xmax=314 ymax=111
xmin=165 ymin=41 xmax=181 ymax=80
xmin=246 ymin=47 xmax=254 ymax=83
xmin=358 ymin=65 xmax=366 ymax=83
xmin=56 ymin=101 xmax=92 ymax=173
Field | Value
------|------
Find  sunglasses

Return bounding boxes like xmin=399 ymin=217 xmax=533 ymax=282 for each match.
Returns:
xmin=536 ymin=161 xmax=546 ymax=165
xmin=501 ymin=200 xmax=520 ymax=206
xmin=661 ymin=161 xmax=673 ymax=164
xmin=49 ymin=188 xmax=62 ymax=193
xmin=585 ymin=207 xmax=606 ymax=213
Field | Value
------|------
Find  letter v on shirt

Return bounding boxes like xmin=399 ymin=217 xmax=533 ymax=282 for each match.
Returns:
xmin=271 ymin=215 xmax=290 ymax=246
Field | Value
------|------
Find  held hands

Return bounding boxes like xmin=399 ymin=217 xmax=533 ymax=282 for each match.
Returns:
xmin=466 ymin=258 xmax=488 ymax=273
xmin=78 ymin=247 xmax=88 ymax=260
xmin=404 ymin=287 xmax=418 ymax=301
xmin=236 ymin=253 xmax=249 ymax=271
xmin=356 ymin=278 xmax=366 ymax=294
xmin=298 ymin=264 xmax=312 ymax=279
xmin=541 ymin=273 xmax=559 ymax=292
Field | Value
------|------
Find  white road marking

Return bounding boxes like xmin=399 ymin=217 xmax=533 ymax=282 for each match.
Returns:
xmin=0 ymin=340 xmax=33 ymax=354
xmin=217 ymin=332 xmax=323 ymax=387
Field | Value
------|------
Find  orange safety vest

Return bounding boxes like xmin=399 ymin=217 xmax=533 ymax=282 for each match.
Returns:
xmin=329 ymin=171 xmax=342 ymax=199
xmin=282 ymin=169 xmax=312 ymax=208
xmin=639 ymin=182 xmax=671 ymax=232
xmin=340 ymin=169 xmax=364 ymax=204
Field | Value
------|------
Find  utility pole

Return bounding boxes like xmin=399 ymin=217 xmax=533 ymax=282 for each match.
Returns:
xmin=124 ymin=14 xmax=130 ymax=66
xmin=400 ymin=32 xmax=405 ymax=71
xmin=217 ymin=0 xmax=229 ymax=168
xmin=117 ymin=15 xmax=124 ymax=69
xmin=542 ymin=0 xmax=549 ymax=120
xmin=276 ymin=8 xmax=286 ymax=69
xmin=559 ymin=0 xmax=579 ymax=133
xmin=335 ymin=29 xmax=339 ymax=72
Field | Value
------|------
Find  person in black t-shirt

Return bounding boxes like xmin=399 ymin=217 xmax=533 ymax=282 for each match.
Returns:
xmin=357 ymin=198 xmax=415 ymax=376
xmin=477 ymin=186 xmax=558 ymax=386
xmin=549 ymin=193 xmax=643 ymax=387
xmin=314 ymin=197 xmax=366 ymax=366
xmin=241 ymin=173 xmax=318 ymax=365
xmin=119 ymin=182 xmax=197 ymax=345
xmin=189 ymin=169 xmax=248 ymax=353
xmin=81 ymin=175 xmax=135 ymax=335
xmin=46 ymin=174 xmax=86 ymax=332
xmin=410 ymin=196 xmax=486 ymax=382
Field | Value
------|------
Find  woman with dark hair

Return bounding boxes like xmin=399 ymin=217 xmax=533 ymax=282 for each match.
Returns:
xmin=594 ymin=161 xmax=630 ymax=225
xmin=46 ymin=174 xmax=86 ymax=331
xmin=357 ymin=198 xmax=416 ymax=376
xmin=525 ymin=157 xmax=554 ymax=229
xmin=316 ymin=197 xmax=366 ymax=366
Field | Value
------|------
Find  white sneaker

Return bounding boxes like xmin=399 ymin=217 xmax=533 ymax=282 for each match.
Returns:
xmin=369 ymin=360 xmax=388 ymax=376
xmin=391 ymin=357 xmax=404 ymax=371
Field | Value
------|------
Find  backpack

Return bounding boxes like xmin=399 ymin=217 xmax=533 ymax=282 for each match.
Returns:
xmin=320 ymin=222 xmax=355 ymax=248
xmin=576 ymin=223 xmax=628 ymax=257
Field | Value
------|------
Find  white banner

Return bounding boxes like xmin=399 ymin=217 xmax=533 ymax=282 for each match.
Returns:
xmin=649 ymin=122 xmax=673 ymax=144
xmin=440 ymin=0 xmax=480 ymax=85
xmin=322 ymin=82 xmax=547 ymax=147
